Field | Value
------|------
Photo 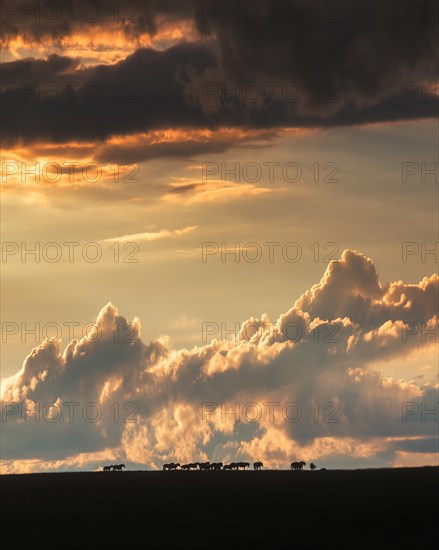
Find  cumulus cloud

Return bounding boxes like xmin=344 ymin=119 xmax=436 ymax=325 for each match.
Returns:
xmin=1 ymin=250 xmax=437 ymax=472
xmin=295 ymin=250 xmax=438 ymax=328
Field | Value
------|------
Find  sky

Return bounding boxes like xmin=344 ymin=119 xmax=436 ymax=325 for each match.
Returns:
xmin=0 ymin=0 xmax=438 ymax=473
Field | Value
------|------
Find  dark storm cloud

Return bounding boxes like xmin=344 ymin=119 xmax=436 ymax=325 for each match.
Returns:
xmin=0 ymin=44 xmax=217 ymax=145
xmin=193 ymin=1 xmax=438 ymax=100
xmin=0 ymin=0 xmax=193 ymax=41
xmin=0 ymin=1 xmax=437 ymax=148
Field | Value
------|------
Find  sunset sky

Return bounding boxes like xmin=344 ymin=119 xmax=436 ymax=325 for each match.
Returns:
xmin=1 ymin=0 xmax=438 ymax=473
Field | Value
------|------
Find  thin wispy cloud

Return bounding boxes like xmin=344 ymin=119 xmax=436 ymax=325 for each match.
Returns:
xmin=104 ymin=225 xmax=197 ymax=243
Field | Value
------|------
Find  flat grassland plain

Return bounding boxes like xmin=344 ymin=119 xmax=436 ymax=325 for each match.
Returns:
xmin=2 ymin=467 xmax=437 ymax=548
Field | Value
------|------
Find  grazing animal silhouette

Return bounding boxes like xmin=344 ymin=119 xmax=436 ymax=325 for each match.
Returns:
xmin=223 ymin=464 xmax=233 ymax=470
xmin=210 ymin=462 xmax=223 ymax=470
xmin=163 ymin=462 xmax=180 ymax=471
xmin=181 ymin=463 xmax=197 ymax=470
xmin=310 ymin=463 xmax=317 ymax=470
xmin=291 ymin=461 xmax=306 ymax=470
xmin=112 ymin=464 xmax=125 ymax=471
xmin=199 ymin=461 xmax=211 ymax=470
xmin=239 ymin=462 xmax=250 ymax=469
xmin=254 ymin=461 xmax=263 ymax=470
xmin=103 ymin=465 xmax=112 ymax=471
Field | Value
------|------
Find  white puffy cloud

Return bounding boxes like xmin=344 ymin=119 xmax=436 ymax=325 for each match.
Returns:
xmin=1 ymin=250 xmax=437 ymax=472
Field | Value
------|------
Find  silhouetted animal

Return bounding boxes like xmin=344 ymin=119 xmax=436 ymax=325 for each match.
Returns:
xmin=254 ymin=461 xmax=263 ymax=470
xmin=210 ymin=462 xmax=223 ymax=470
xmin=223 ymin=464 xmax=233 ymax=470
xmin=112 ymin=464 xmax=125 ymax=471
xmin=163 ymin=463 xmax=180 ymax=471
xmin=238 ymin=462 xmax=250 ymax=469
xmin=103 ymin=465 xmax=112 ymax=472
xmin=181 ymin=464 xmax=191 ymax=470
xmin=291 ymin=461 xmax=306 ymax=470
xmin=199 ymin=461 xmax=211 ymax=470
xmin=310 ymin=463 xmax=317 ymax=470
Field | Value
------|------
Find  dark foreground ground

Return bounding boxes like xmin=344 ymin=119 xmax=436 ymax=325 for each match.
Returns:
xmin=1 ymin=467 xmax=438 ymax=548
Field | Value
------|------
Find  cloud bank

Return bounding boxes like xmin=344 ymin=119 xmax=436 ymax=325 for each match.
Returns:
xmin=1 ymin=1 xmax=437 ymax=149
xmin=1 ymin=250 xmax=438 ymax=472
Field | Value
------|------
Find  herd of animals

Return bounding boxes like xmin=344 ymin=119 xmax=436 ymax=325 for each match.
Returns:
xmin=103 ymin=464 xmax=126 ymax=471
xmin=102 ymin=461 xmax=321 ymax=471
